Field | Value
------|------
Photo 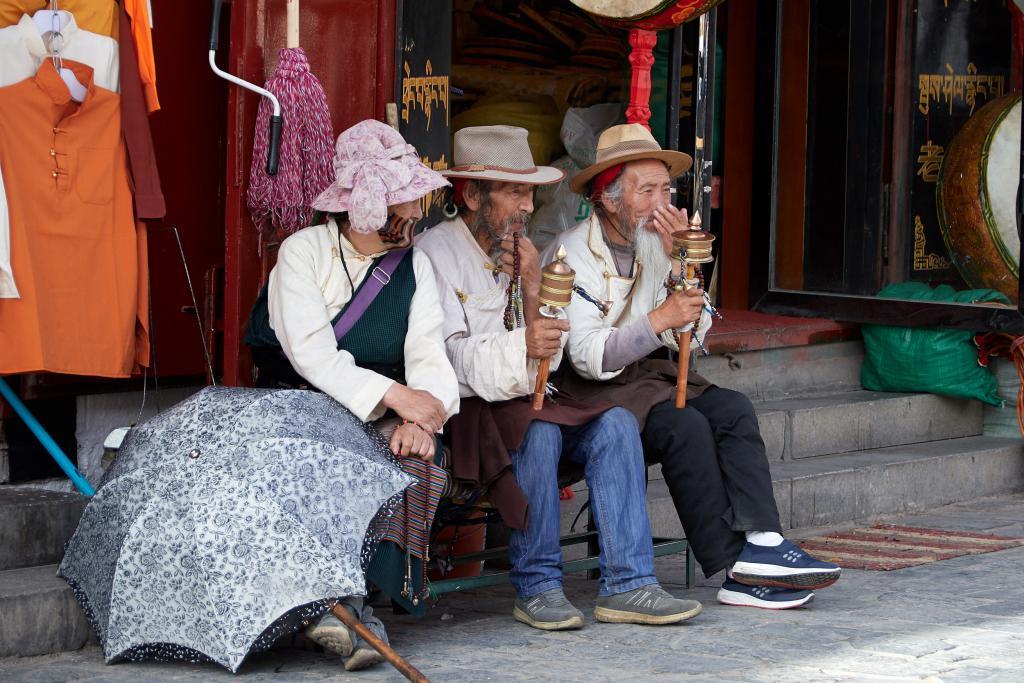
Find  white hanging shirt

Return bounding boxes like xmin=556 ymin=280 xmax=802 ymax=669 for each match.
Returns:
xmin=0 ymin=14 xmax=119 ymax=92
xmin=416 ymin=217 xmax=566 ymax=402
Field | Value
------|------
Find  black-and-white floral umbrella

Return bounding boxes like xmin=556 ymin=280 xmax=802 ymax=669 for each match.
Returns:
xmin=58 ymin=387 xmax=412 ymax=673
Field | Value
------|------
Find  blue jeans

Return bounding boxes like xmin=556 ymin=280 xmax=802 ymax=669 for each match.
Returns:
xmin=508 ymin=407 xmax=657 ymax=598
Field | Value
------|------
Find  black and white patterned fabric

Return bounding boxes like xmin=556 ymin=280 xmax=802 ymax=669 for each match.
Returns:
xmin=58 ymin=387 xmax=412 ymax=673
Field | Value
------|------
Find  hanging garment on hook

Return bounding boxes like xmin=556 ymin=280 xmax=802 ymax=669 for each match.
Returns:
xmin=123 ymin=0 xmax=158 ymax=112
xmin=117 ymin=0 xmax=164 ymax=219
xmin=0 ymin=13 xmax=118 ymax=91
xmin=0 ymin=2 xmax=118 ymax=39
xmin=0 ymin=60 xmax=145 ymax=377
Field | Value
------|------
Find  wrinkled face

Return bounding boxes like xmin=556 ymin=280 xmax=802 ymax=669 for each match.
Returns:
xmin=615 ymin=159 xmax=673 ymax=233
xmin=467 ymin=181 xmax=535 ymax=236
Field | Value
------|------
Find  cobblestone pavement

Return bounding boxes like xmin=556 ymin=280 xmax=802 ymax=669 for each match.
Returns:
xmin=3 ymin=494 xmax=1024 ymax=682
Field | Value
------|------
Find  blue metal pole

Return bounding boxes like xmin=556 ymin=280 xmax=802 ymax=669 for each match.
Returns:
xmin=0 ymin=377 xmax=94 ymax=497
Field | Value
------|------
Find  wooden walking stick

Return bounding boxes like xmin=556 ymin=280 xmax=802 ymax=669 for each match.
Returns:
xmin=330 ymin=602 xmax=430 ymax=683
xmin=673 ymin=211 xmax=715 ymax=409
xmin=533 ymin=245 xmax=576 ymax=410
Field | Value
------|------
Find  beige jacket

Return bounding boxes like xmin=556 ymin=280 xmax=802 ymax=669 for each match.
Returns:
xmin=416 ymin=217 xmax=566 ymax=402
xmin=267 ymin=220 xmax=459 ymax=424
xmin=545 ymin=214 xmax=711 ymax=382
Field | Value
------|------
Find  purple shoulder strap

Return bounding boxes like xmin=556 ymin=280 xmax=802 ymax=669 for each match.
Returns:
xmin=332 ymin=247 xmax=410 ymax=342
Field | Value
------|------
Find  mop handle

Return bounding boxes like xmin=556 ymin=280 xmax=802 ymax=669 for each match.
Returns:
xmin=208 ymin=0 xmax=282 ymax=176
xmin=209 ymin=0 xmax=223 ymax=51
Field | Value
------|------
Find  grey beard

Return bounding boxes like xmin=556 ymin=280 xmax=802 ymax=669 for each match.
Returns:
xmin=633 ymin=218 xmax=672 ymax=277
xmin=471 ymin=212 xmax=531 ymax=261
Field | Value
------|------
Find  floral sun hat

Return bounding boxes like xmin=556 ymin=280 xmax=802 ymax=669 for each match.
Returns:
xmin=311 ymin=119 xmax=449 ymax=233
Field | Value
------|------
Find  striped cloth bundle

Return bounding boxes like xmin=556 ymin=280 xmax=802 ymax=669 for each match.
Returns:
xmin=381 ymin=457 xmax=449 ymax=560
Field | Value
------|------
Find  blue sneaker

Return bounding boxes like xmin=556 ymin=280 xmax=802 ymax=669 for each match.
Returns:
xmin=731 ymin=539 xmax=841 ymax=590
xmin=717 ymin=579 xmax=814 ymax=610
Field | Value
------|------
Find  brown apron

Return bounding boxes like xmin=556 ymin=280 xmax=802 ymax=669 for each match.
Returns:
xmin=553 ymin=357 xmax=712 ymax=429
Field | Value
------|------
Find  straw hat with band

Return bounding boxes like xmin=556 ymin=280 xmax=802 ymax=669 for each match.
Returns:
xmin=570 ymin=123 xmax=693 ymax=195
xmin=442 ymin=125 xmax=565 ymax=186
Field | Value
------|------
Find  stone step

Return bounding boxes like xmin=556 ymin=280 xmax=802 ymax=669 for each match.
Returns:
xmin=694 ymin=339 xmax=865 ymax=402
xmin=753 ymin=390 xmax=983 ymax=462
xmin=560 ymin=436 xmax=1024 ymax=539
xmin=0 ymin=487 xmax=87 ymax=571
xmin=0 ymin=564 xmax=91 ymax=657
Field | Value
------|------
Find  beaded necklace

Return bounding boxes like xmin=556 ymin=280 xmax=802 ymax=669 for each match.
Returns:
xmin=502 ymin=231 xmax=525 ymax=331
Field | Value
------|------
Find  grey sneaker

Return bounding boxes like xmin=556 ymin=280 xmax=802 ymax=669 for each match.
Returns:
xmin=303 ymin=612 xmax=355 ymax=657
xmin=513 ymin=588 xmax=585 ymax=631
xmin=345 ymin=645 xmax=385 ymax=671
xmin=594 ymin=584 xmax=702 ymax=625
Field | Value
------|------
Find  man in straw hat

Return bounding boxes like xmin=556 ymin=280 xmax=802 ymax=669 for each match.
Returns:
xmin=545 ymin=123 xmax=842 ymax=610
xmin=417 ymin=125 xmax=702 ymax=630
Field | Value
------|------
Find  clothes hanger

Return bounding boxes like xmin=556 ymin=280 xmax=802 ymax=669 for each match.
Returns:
xmin=34 ymin=1 xmax=86 ymax=102
xmin=31 ymin=6 xmax=70 ymax=35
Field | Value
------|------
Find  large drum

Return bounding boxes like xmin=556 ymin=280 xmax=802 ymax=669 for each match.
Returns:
xmin=570 ymin=0 xmax=726 ymax=30
xmin=938 ymin=94 xmax=1021 ymax=302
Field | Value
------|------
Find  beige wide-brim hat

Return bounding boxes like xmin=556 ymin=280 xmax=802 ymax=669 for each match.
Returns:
xmin=442 ymin=125 xmax=565 ymax=185
xmin=570 ymin=123 xmax=693 ymax=194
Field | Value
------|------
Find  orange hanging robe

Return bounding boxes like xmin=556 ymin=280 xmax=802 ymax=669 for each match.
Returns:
xmin=0 ymin=59 xmax=140 ymax=377
xmin=123 ymin=0 xmax=158 ymax=112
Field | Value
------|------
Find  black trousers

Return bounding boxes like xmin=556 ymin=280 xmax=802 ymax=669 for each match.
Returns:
xmin=641 ymin=386 xmax=782 ymax=577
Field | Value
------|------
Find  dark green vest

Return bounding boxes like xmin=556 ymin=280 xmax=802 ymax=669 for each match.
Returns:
xmin=245 ymin=250 xmax=417 ymax=383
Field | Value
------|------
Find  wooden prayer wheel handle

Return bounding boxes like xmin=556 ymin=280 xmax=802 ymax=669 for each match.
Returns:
xmin=533 ymin=357 xmax=552 ymax=410
xmin=675 ymin=331 xmax=692 ymax=409
xmin=674 ymin=262 xmax=698 ymax=409
xmin=330 ymin=603 xmax=429 ymax=683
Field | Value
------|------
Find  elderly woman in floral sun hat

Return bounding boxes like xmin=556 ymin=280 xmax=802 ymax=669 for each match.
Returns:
xmin=245 ymin=119 xmax=459 ymax=669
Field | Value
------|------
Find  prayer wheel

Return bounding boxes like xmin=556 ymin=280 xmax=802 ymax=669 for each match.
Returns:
xmin=533 ymin=246 xmax=576 ymax=410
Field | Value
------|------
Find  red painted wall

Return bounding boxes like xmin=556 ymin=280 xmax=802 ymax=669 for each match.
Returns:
xmin=221 ymin=0 xmax=397 ymax=386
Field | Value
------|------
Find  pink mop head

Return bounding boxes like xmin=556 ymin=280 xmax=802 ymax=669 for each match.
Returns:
xmin=247 ymin=47 xmax=335 ymax=234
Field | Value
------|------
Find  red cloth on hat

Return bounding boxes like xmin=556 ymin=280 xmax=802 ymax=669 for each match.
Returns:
xmin=588 ymin=163 xmax=625 ymax=202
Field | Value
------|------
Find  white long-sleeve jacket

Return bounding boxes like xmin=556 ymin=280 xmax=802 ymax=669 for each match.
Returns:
xmin=267 ymin=220 xmax=459 ymax=424
xmin=544 ymin=214 xmax=711 ymax=382
xmin=416 ymin=217 xmax=566 ymax=402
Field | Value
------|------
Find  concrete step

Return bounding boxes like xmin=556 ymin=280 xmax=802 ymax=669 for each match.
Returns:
xmin=753 ymin=390 xmax=983 ymax=462
xmin=0 ymin=487 xmax=87 ymax=571
xmin=560 ymin=436 xmax=1024 ymax=539
xmin=694 ymin=339 xmax=865 ymax=402
xmin=0 ymin=564 xmax=91 ymax=657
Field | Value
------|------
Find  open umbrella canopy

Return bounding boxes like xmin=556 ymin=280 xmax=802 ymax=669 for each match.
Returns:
xmin=58 ymin=387 xmax=411 ymax=673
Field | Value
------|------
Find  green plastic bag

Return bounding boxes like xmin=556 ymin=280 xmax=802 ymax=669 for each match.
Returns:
xmin=860 ymin=282 xmax=1010 ymax=406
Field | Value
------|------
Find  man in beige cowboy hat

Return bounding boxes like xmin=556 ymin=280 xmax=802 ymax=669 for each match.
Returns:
xmin=545 ymin=123 xmax=842 ymax=610
xmin=417 ymin=125 xmax=702 ymax=631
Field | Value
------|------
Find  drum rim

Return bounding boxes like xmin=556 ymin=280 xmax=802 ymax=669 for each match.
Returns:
xmin=979 ymin=96 xmax=1021 ymax=278
xmin=937 ymin=94 xmax=1021 ymax=288
xmin=572 ymin=0 xmax=708 ymax=22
